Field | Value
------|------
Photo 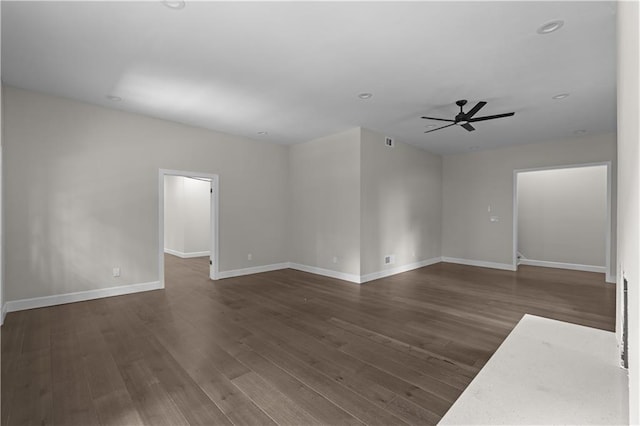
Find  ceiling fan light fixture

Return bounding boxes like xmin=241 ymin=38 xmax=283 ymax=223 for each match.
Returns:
xmin=163 ymin=0 xmax=186 ymax=10
xmin=421 ymin=99 xmax=515 ymax=134
xmin=537 ymin=20 xmax=564 ymax=35
xmin=552 ymin=93 xmax=570 ymax=100
xmin=358 ymin=93 xmax=373 ymax=100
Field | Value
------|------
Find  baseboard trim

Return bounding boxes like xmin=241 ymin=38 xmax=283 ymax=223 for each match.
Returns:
xmin=605 ymin=274 xmax=615 ymax=284
xmin=218 ymin=263 xmax=290 ymax=279
xmin=288 ymin=263 xmax=361 ymax=284
xmin=360 ymin=257 xmax=442 ymax=283
xmin=441 ymin=257 xmax=517 ymax=271
xmin=518 ymin=259 xmax=607 ymax=274
xmin=1 ymin=303 xmax=7 ymax=325
xmin=164 ymin=248 xmax=210 ymax=259
xmin=4 ymin=281 xmax=163 ymax=313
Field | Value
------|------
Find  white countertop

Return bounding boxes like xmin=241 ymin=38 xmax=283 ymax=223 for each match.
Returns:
xmin=438 ymin=314 xmax=629 ymax=425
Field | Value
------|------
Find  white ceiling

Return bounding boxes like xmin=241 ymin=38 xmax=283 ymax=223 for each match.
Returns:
xmin=1 ymin=1 xmax=617 ymax=155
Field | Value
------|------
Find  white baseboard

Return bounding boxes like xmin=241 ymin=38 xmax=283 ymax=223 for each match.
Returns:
xmin=1 ymin=303 xmax=7 ymax=325
xmin=164 ymin=248 xmax=210 ymax=259
xmin=288 ymin=263 xmax=361 ymax=284
xmin=441 ymin=257 xmax=517 ymax=271
xmin=218 ymin=263 xmax=289 ymax=279
xmin=518 ymin=259 xmax=607 ymax=274
xmin=4 ymin=281 xmax=163 ymax=313
xmin=221 ymin=259 xmax=442 ymax=284
xmin=605 ymin=274 xmax=615 ymax=284
xmin=360 ymin=257 xmax=442 ymax=283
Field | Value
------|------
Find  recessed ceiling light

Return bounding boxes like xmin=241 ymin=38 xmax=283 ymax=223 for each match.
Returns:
xmin=106 ymin=95 xmax=122 ymax=102
xmin=163 ymin=0 xmax=185 ymax=10
xmin=537 ymin=20 xmax=564 ymax=35
xmin=574 ymin=129 xmax=587 ymax=135
xmin=358 ymin=93 xmax=373 ymax=100
xmin=552 ymin=93 xmax=570 ymax=100
xmin=257 ymin=131 xmax=268 ymax=135
xmin=425 ymin=124 xmax=436 ymax=128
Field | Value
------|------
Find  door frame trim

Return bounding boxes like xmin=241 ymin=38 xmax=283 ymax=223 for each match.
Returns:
xmin=159 ymin=169 xmax=220 ymax=287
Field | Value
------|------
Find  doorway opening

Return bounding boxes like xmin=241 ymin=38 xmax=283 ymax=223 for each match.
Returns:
xmin=158 ymin=169 xmax=219 ymax=287
xmin=513 ymin=162 xmax=612 ymax=281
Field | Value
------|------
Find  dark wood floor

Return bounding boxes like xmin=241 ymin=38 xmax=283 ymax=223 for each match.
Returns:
xmin=1 ymin=256 xmax=616 ymax=426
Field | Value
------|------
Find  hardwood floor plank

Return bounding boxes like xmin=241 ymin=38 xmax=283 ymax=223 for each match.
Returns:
xmin=231 ymin=371 xmax=322 ymax=426
xmin=5 ymin=354 xmax=53 ymax=426
xmin=20 ymin=308 xmax=52 ymax=354
xmin=242 ymin=333 xmax=409 ymax=426
xmin=195 ymin=368 xmax=277 ymax=426
xmin=153 ymin=328 xmax=277 ymax=426
xmin=234 ymin=349 xmax=365 ymax=426
xmin=142 ymin=338 xmax=234 ymax=426
xmin=92 ymin=389 xmax=145 ymax=426
xmin=52 ymin=377 xmax=100 ymax=426
xmin=385 ymin=395 xmax=442 ymax=425
xmin=118 ymin=359 xmax=190 ymax=426
xmin=1 ymin=255 xmax=616 ymax=426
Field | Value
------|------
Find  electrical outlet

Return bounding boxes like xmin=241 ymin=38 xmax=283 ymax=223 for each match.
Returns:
xmin=248 ymin=253 xmax=252 ymax=261
xmin=113 ymin=267 xmax=120 ymax=277
xmin=384 ymin=255 xmax=395 ymax=265
xmin=332 ymin=256 xmax=338 ymax=264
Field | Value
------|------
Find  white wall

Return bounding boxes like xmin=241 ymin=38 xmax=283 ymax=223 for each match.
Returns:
xmin=617 ymin=1 xmax=639 ymax=422
xmin=164 ymin=175 xmax=185 ymax=254
xmin=289 ymin=127 xmax=443 ymax=281
xmin=442 ymin=133 xmax=616 ymax=276
xmin=164 ymin=175 xmax=210 ymax=256
xmin=0 ymin=0 xmax=4 ymax=323
xmin=183 ymin=177 xmax=210 ymax=255
xmin=518 ymin=165 xmax=607 ymax=268
xmin=289 ymin=127 xmax=361 ymax=276
xmin=360 ymin=128 xmax=442 ymax=276
xmin=2 ymin=86 xmax=289 ymax=301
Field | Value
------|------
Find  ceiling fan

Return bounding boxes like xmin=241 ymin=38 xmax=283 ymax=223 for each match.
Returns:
xmin=422 ymin=100 xmax=515 ymax=134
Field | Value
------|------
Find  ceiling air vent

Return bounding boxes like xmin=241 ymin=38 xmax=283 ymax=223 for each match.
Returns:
xmin=385 ymin=137 xmax=395 ymax=148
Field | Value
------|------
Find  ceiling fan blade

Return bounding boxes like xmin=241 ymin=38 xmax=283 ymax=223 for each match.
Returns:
xmin=464 ymin=101 xmax=487 ymax=119
xmin=468 ymin=112 xmax=515 ymax=123
xmin=424 ymin=123 xmax=456 ymax=134
xmin=461 ymin=123 xmax=476 ymax=132
xmin=421 ymin=116 xmax=456 ymax=123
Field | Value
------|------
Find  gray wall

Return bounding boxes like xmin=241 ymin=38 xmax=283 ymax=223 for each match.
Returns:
xmin=442 ymin=132 xmax=616 ymax=277
xmin=3 ymin=86 xmax=289 ymax=300
xmin=517 ymin=166 xmax=607 ymax=267
xmin=0 ymin=0 xmax=3 ymax=318
xmin=360 ymin=128 xmax=442 ymax=275
xmin=288 ymin=127 xmax=443 ymax=279
xmin=164 ymin=175 xmax=211 ymax=256
xmin=289 ymin=127 xmax=361 ymax=276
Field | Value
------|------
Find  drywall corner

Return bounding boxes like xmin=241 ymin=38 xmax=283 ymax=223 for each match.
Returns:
xmin=289 ymin=127 xmax=361 ymax=276
xmin=360 ymin=127 xmax=442 ymax=276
